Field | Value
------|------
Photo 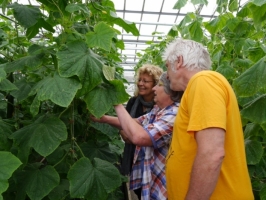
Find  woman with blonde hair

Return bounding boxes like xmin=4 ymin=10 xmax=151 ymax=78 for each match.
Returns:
xmin=121 ymin=64 xmax=163 ymax=198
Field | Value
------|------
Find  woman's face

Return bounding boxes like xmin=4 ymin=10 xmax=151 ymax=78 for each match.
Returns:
xmin=137 ymin=73 xmax=155 ymax=98
xmin=152 ymin=79 xmax=171 ymax=108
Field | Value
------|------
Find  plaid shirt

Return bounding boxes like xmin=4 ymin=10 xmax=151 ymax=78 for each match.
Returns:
xmin=130 ymin=102 xmax=179 ymax=200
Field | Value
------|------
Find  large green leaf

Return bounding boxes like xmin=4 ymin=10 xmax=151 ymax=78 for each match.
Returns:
xmin=233 ymin=56 xmax=266 ymax=97
xmin=108 ymin=11 xmax=139 ymax=36
xmin=237 ymin=2 xmax=252 ymax=18
xmin=10 ymin=115 xmax=67 ymax=157
xmin=0 ymin=120 xmax=14 ymax=151
xmin=68 ymin=157 xmax=121 ymax=200
xmin=188 ymin=20 xmax=203 ymax=42
xmin=48 ymin=179 xmax=69 ymax=200
xmin=247 ymin=46 xmax=265 ymax=63
xmin=0 ymin=79 xmax=18 ymax=92
xmin=30 ymin=96 xmax=41 ymax=117
xmin=90 ymin=121 xmax=119 ymax=139
xmin=250 ymin=0 xmax=266 ymax=6
xmin=191 ymin=0 xmax=208 ymax=5
xmin=57 ymin=41 xmax=103 ymax=94
xmin=262 ymin=122 xmax=266 ymax=131
xmin=233 ymin=58 xmax=253 ymax=70
xmin=228 ymin=0 xmax=238 ymax=12
xmin=241 ymin=94 xmax=266 ymax=124
xmin=80 ymin=141 xmax=117 ymax=163
xmin=216 ymin=61 xmax=236 ymax=80
xmin=22 ymin=165 xmax=60 ymax=200
xmin=26 ymin=18 xmax=55 ymax=39
xmin=86 ymin=22 xmax=116 ymax=51
xmin=10 ymin=79 xmax=32 ymax=102
xmin=84 ymin=80 xmax=129 ymax=118
xmin=178 ymin=13 xmax=194 ymax=28
xmin=216 ymin=0 xmax=228 ymax=13
xmin=211 ymin=44 xmax=223 ymax=63
xmin=0 ymin=68 xmax=6 ymax=82
xmin=103 ymin=65 xmax=115 ymax=81
xmin=27 ymin=167 xmax=59 ymax=200
xmin=260 ymin=184 xmax=266 ymax=200
xmin=3 ymin=54 xmax=44 ymax=73
xmin=30 ymin=73 xmax=82 ymax=107
xmin=173 ymin=0 xmax=188 ymax=9
xmin=204 ymin=13 xmax=234 ymax=34
xmin=0 ymin=151 xmax=22 ymax=199
xmin=254 ymin=157 xmax=266 ymax=178
xmin=245 ymin=139 xmax=263 ymax=165
xmin=244 ymin=123 xmax=262 ymax=139
xmin=8 ymin=3 xmax=41 ymax=28
xmin=65 ymin=3 xmax=90 ymax=14
xmin=249 ymin=3 xmax=266 ymax=28
xmin=0 ymin=93 xmax=6 ymax=110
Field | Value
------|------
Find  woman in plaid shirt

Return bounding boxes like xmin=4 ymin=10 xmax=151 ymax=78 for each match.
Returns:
xmin=91 ymin=72 xmax=183 ymax=200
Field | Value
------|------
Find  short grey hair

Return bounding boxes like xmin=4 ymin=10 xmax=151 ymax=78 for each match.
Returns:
xmin=160 ymin=72 xmax=183 ymax=102
xmin=163 ymin=38 xmax=212 ymax=71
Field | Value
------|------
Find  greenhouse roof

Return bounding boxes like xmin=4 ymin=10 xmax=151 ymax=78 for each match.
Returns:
xmin=111 ymin=0 xmax=249 ymax=96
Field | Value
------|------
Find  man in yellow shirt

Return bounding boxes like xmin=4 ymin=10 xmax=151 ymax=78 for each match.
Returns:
xmin=164 ymin=38 xmax=254 ymax=200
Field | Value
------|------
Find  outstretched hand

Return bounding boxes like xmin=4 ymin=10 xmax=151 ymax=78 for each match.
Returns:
xmin=90 ymin=115 xmax=106 ymax=123
xmin=90 ymin=114 xmax=121 ymax=130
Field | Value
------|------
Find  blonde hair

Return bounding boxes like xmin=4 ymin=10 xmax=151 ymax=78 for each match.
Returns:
xmin=134 ymin=64 xmax=163 ymax=96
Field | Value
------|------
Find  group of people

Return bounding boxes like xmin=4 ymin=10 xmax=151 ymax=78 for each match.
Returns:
xmin=91 ymin=39 xmax=254 ymax=200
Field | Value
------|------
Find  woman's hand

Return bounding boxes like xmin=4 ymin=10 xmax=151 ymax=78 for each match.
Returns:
xmin=90 ymin=115 xmax=106 ymax=123
xmin=90 ymin=115 xmax=122 ymax=129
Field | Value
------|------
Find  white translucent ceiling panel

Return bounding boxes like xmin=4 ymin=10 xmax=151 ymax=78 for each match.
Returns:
xmin=122 ymin=49 xmax=137 ymax=55
xmin=123 ymin=65 xmax=135 ymax=71
xmin=200 ymin=1 xmax=217 ymax=16
xmin=137 ymin=24 xmax=156 ymax=35
xmin=158 ymin=15 xmax=178 ymax=24
xmin=17 ymin=0 xmax=39 ymax=5
xmin=155 ymin=25 xmax=173 ymax=36
xmin=124 ymin=13 xmax=142 ymax=22
xmin=124 ymin=0 xmax=144 ymax=11
xmin=162 ymin=1 xmax=179 ymax=13
xmin=141 ymin=14 xmax=161 ymax=23
xmin=143 ymin=0 xmax=163 ymax=12
xmin=112 ymin=0 xmax=124 ymax=9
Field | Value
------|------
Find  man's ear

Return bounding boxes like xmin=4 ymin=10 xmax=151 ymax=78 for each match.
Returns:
xmin=177 ymin=56 xmax=183 ymax=69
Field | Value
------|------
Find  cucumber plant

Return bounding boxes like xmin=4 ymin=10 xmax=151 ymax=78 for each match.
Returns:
xmin=0 ymin=0 xmax=139 ymax=199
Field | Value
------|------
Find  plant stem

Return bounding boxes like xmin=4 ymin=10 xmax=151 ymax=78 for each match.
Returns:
xmin=53 ymin=151 xmax=69 ymax=167
xmin=74 ymin=140 xmax=85 ymax=157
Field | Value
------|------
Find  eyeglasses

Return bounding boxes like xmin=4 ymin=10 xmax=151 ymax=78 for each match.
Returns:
xmin=157 ymin=80 xmax=164 ymax=87
xmin=137 ymin=79 xmax=154 ymax=84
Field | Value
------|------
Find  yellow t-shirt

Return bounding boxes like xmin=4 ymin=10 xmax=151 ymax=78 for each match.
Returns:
xmin=166 ymin=71 xmax=254 ymax=200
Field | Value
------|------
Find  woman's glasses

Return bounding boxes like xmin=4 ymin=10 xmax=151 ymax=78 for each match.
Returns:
xmin=137 ymin=79 xmax=154 ymax=84
xmin=157 ymin=80 xmax=164 ymax=87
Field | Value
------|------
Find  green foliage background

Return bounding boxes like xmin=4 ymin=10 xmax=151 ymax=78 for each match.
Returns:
xmin=0 ymin=0 xmax=137 ymax=199
xmin=0 ymin=0 xmax=266 ymax=199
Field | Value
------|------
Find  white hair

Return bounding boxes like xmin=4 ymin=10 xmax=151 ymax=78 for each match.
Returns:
xmin=163 ymin=38 xmax=212 ymax=71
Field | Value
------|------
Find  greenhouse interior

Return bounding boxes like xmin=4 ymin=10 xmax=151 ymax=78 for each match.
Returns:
xmin=0 ymin=0 xmax=266 ymax=200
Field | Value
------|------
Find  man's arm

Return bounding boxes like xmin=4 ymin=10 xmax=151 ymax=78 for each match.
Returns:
xmin=185 ymin=128 xmax=225 ymax=200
